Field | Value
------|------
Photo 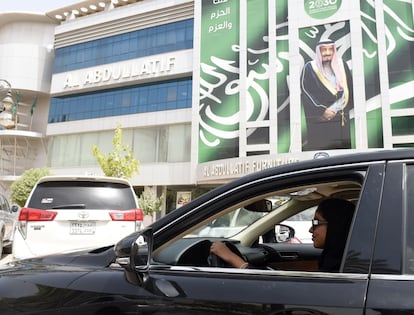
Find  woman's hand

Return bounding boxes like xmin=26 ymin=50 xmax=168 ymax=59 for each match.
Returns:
xmin=210 ymin=241 xmax=247 ymax=268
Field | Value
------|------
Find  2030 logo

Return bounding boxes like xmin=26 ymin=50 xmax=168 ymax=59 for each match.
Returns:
xmin=308 ymin=0 xmax=338 ymax=9
xmin=305 ymin=0 xmax=341 ymax=19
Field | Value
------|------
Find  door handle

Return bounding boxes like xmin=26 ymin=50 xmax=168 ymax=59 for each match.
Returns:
xmin=279 ymin=252 xmax=299 ymax=260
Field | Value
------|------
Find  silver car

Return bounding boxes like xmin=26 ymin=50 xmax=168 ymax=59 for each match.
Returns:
xmin=0 ymin=193 xmax=19 ymax=258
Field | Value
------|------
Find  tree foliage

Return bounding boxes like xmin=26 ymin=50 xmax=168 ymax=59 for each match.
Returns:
xmin=10 ymin=168 xmax=52 ymax=207
xmin=138 ymin=190 xmax=163 ymax=216
xmin=92 ymin=122 xmax=139 ymax=179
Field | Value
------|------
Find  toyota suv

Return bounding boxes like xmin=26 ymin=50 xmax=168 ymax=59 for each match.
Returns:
xmin=12 ymin=175 xmax=143 ymax=259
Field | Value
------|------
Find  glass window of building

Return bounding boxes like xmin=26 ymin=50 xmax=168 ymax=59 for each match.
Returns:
xmin=49 ymin=78 xmax=192 ymax=123
xmin=48 ymin=124 xmax=191 ymax=168
xmin=53 ymin=19 xmax=193 ymax=73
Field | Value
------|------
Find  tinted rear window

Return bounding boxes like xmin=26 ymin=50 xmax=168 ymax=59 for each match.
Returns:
xmin=28 ymin=181 xmax=137 ymax=210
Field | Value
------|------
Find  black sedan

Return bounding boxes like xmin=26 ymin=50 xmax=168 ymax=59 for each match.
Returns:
xmin=1 ymin=149 xmax=414 ymax=314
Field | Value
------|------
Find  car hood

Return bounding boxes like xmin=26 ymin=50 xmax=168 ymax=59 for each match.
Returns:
xmin=0 ymin=245 xmax=143 ymax=312
xmin=0 ymin=245 xmax=116 ymax=274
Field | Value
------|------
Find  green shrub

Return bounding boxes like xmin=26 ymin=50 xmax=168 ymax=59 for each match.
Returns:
xmin=10 ymin=168 xmax=51 ymax=207
xmin=138 ymin=190 xmax=163 ymax=216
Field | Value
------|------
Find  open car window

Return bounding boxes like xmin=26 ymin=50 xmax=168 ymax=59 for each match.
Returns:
xmin=281 ymin=207 xmax=316 ymax=243
xmin=189 ymin=197 xmax=290 ymax=239
xmin=153 ymin=173 xmax=364 ymax=272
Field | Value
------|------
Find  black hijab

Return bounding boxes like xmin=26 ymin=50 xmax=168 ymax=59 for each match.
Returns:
xmin=316 ymin=198 xmax=355 ymax=272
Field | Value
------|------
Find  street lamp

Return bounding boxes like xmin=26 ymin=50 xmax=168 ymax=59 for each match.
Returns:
xmin=0 ymin=79 xmax=14 ymax=112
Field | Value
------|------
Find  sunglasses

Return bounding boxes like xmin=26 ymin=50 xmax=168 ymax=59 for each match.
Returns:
xmin=312 ymin=219 xmax=328 ymax=228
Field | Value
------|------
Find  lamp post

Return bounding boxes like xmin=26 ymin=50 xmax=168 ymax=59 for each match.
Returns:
xmin=0 ymin=79 xmax=14 ymax=113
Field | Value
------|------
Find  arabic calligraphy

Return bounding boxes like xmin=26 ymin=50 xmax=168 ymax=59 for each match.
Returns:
xmin=362 ymin=0 xmax=414 ymax=57
xmin=210 ymin=6 xmax=230 ymax=19
xmin=199 ymin=38 xmax=270 ymax=147
xmin=208 ymin=4 xmax=232 ymax=33
xmin=208 ymin=20 xmax=233 ymax=33
xmin=199 ymin=0 xmax=291 ymax=153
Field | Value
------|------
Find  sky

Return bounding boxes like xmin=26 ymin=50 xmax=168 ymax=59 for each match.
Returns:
xmin=0 ymin=0 xmax=82 ymax=13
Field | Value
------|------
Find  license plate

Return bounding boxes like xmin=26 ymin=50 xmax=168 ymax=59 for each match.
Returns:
xmin=70 ymin=222 xmax=96 ymax=235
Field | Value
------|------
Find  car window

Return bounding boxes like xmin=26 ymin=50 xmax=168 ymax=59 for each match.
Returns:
xmin=282 ymin=207 xmax=316 ymax=243
xmin=193 ymin=206 xmax=270 ymax=238
xmin=190 ymin=197 xmax=290 ymax=238
xmin=286 ymin=208 xmax=315 ymax=221
xmin=160 ymin=175 xmax=363 ymax=273
xmin=27 ymin=181 xmax=137 ymax=210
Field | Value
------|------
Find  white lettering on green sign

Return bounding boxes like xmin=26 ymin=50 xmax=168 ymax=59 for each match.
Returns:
xmin=304 ymin=0 xmax=342 ymax=19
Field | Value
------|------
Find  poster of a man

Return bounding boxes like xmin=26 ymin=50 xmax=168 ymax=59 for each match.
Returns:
xmin=300 ymin=37 xmax=353 ymax=151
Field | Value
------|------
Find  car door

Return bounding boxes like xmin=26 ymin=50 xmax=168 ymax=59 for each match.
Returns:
xmin=139 ymin=162 xmax=385 ymax=314
xmin=365 ymin=160 xmax=414 ymax=313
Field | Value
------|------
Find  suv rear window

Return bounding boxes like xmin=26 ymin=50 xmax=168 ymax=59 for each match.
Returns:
xmin=27 ymin=181 xmax=136 ymax=210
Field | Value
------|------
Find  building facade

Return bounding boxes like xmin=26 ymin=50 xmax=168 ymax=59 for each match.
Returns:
xmin=0 ymin=12 xmax=56 ymax=194
xmin=48 ymin=0 xmax=196 ymax=214
xmin=1 ymin=0 xmax=414 ymax=214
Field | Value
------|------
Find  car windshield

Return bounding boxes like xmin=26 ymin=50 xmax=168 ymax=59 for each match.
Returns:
xmin=285 ymin=207 xmax=315 ymax=221
xmin=191 ymin=197 xmax=290 ymax=238
xmin=27 ymin=181 xmax=136 ymax=210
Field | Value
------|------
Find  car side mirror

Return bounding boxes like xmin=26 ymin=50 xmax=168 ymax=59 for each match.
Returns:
xmin=275 ymin=224 xmax=295 ymax=243
xmin=11 ymin=205 xmax=19 ymax=213
xmin=115 ymin=227 xmax=153 ymax=285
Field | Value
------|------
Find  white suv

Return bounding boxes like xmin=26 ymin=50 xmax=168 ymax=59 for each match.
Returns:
xmin=12 ymin=175 xmax=144 ymax=260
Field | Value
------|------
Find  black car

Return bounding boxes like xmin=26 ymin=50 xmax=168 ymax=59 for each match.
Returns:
xmin=1 ymin=149 xmax=414 ymax=314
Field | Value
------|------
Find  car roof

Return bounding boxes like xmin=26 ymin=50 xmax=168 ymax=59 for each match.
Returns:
xmin=36 ymin=175 xmax=132 ymax=185
xmin=152 ymin=149 xmax=414 ymax=231
xmin=236 ymin=149 xmax=414 ymax=184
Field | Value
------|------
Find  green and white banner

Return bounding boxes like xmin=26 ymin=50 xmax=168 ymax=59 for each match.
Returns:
xmin=197 ymin=0 xmax=414 ymax=166
xmin=383 ymin=0 xmax=414 ymax=143
xmin=199 ymin=0 xmax=240 ymax=163
xmin=360 ymin=0 xmax=382 ymax=148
